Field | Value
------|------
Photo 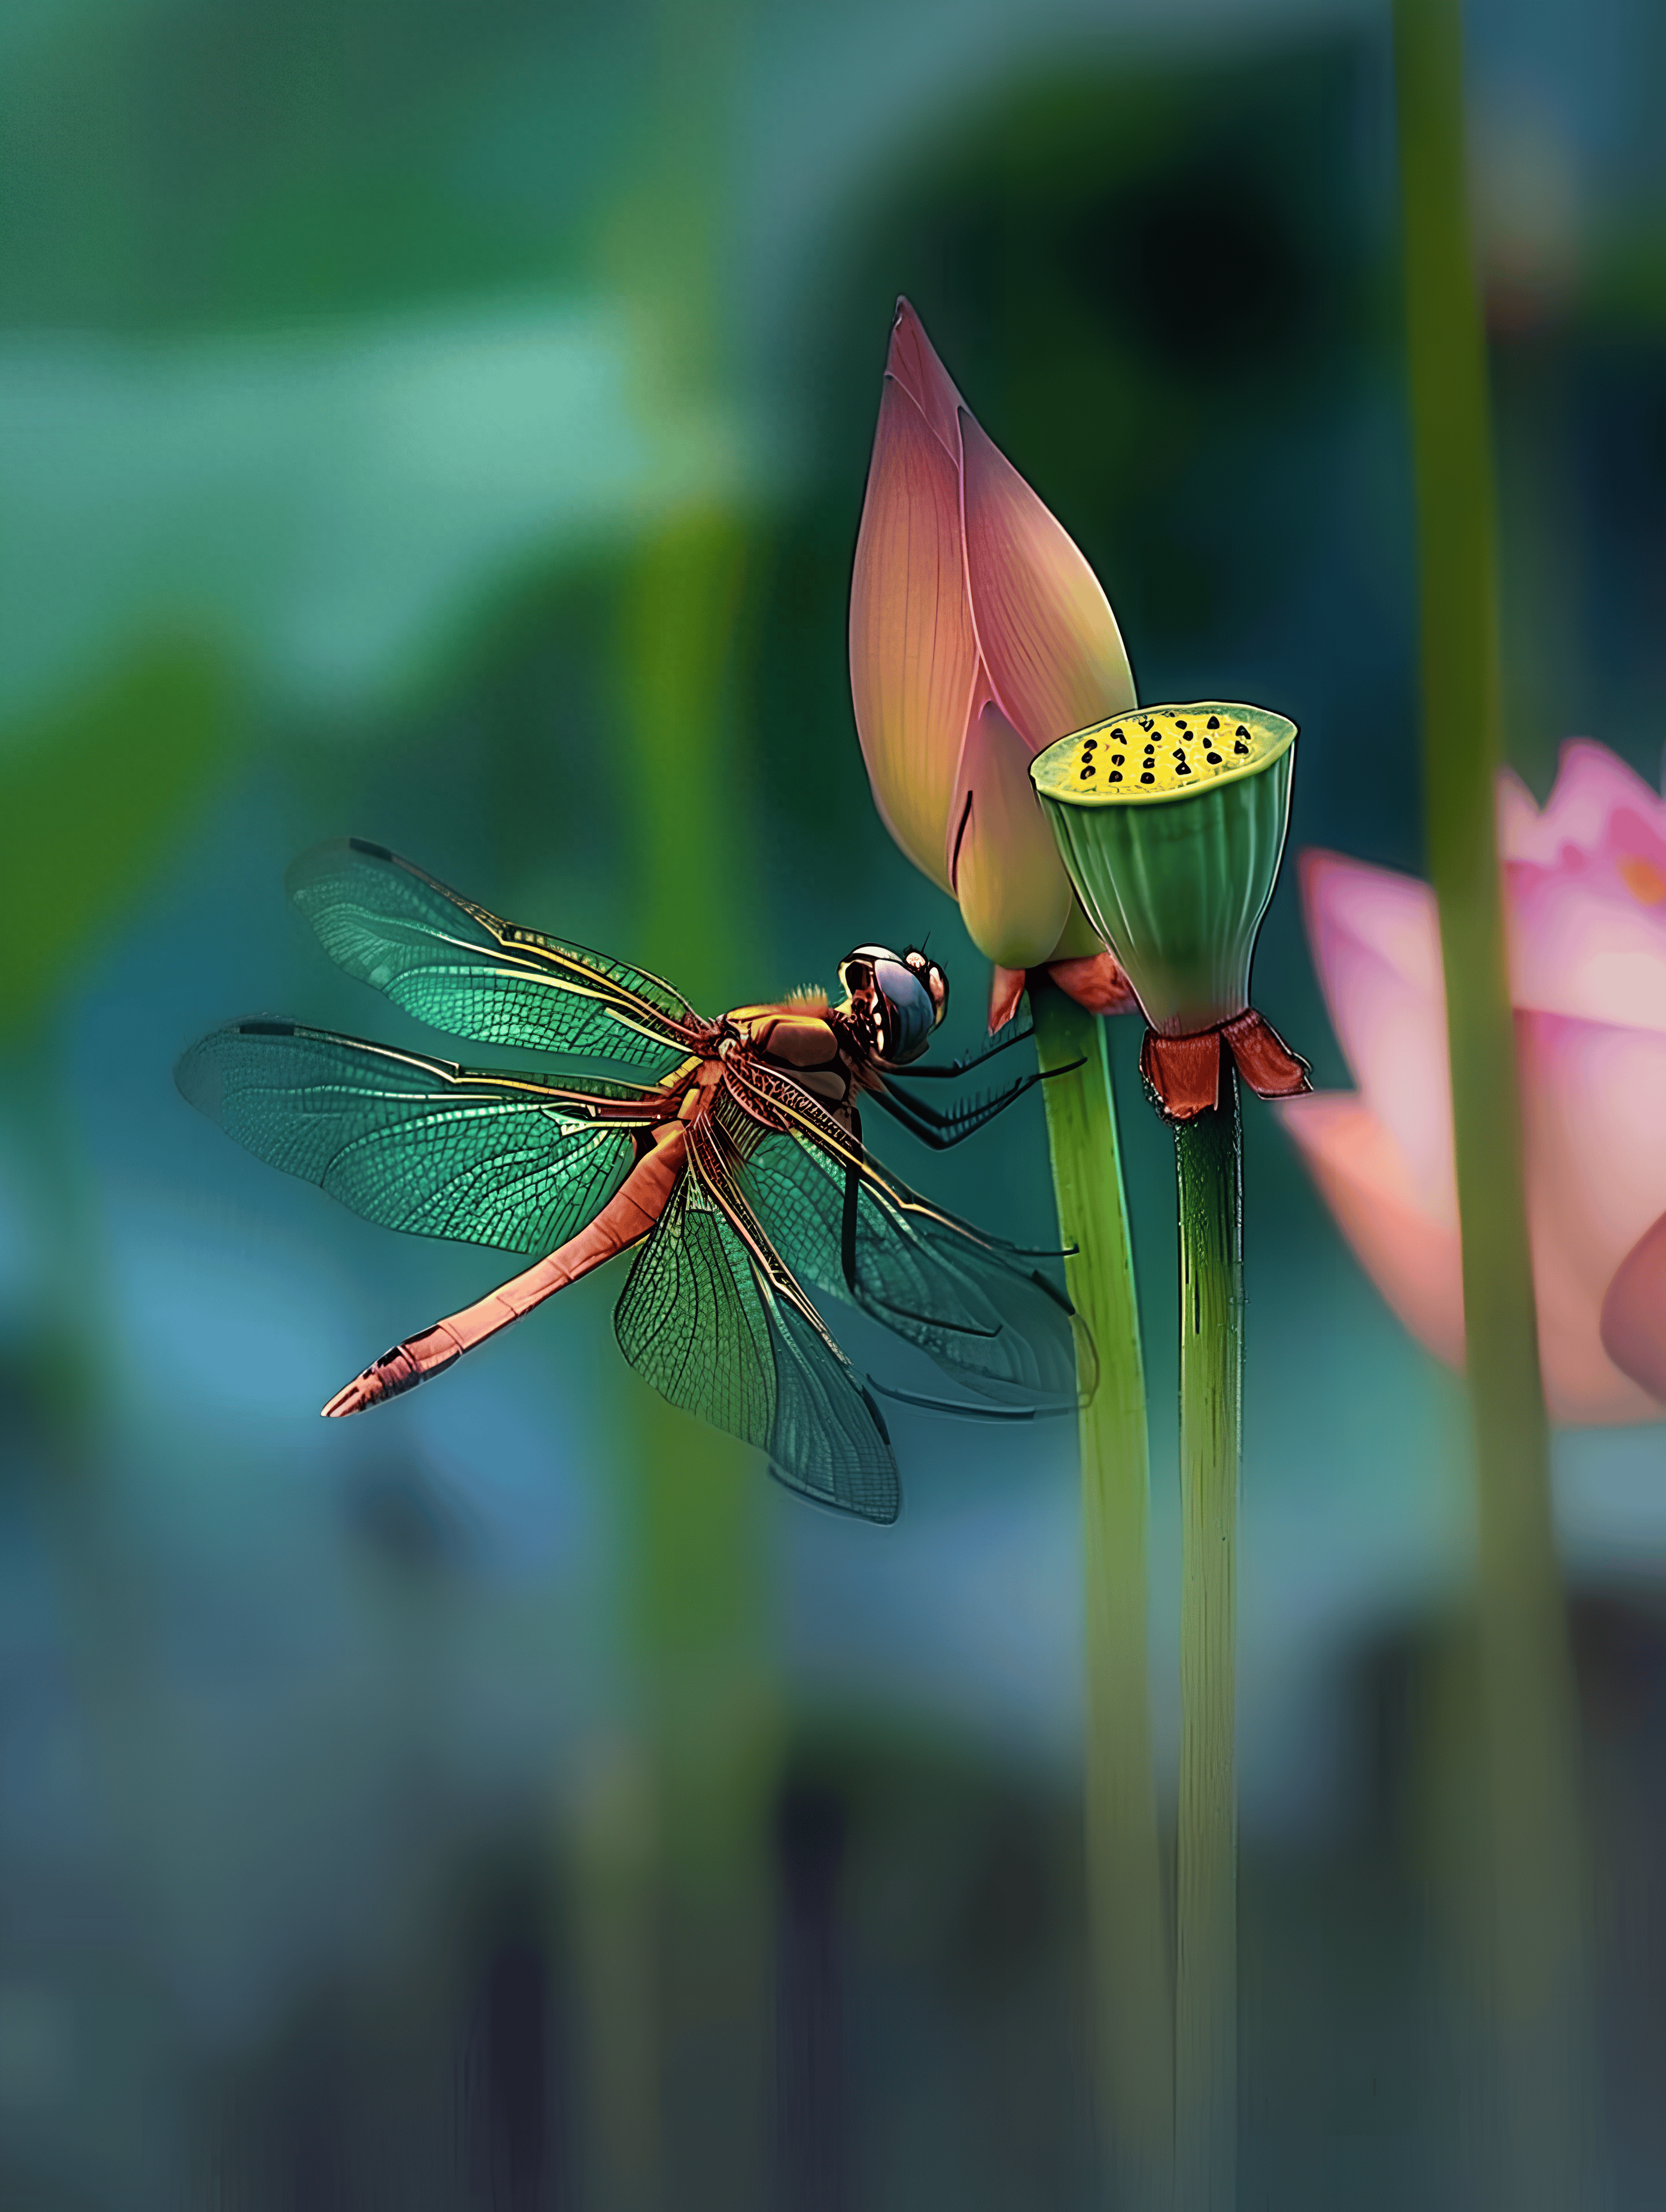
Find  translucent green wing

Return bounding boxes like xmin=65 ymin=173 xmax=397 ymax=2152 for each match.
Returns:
xmin=724 ymin=1068 xmax=1081 ymax=1407
xmin=177 ymin=1020 xmax=664 ymax=1254
xmin=612 ymin=1123 xmax=899 ymax=1524
xmin=286 ymin=840 xmax=701 ymax=1069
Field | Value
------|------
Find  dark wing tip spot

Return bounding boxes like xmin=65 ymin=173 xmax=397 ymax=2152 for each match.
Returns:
xmin=238 ymin=1019 xmax=297 ymax=1037
xmin=346 ymin=838 xmax=394 ymax=861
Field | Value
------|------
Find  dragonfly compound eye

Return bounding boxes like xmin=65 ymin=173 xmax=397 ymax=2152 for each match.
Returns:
xmin=871 ymin=956 xmax=938 ymax=1064
xmin=901 ymin=946 xmax=949 ymax=1022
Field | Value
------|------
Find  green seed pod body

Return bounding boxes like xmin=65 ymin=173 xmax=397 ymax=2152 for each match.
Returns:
xmin=1030 ymin=703 xmax=1296 ymax=1035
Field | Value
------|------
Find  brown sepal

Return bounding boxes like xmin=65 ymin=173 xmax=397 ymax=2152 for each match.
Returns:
xmin=988 ymin=964 xmax=1027 ymax=1034
xmin=1047 ymin=950 xmax=1141 ymax=1017
xmin=1140 ymin=1028 xmax=1223 ymax=1120
xmin=987 ymin=950 xmax=1141 ymax=1035
xmin=1221 ymin=1008 xmax=1311 ymax=1099
xmin=1141 ymin=1008 xmax=1311 ymax=1122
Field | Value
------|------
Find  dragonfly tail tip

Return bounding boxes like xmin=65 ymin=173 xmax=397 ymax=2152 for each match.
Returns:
xmin=321 ymin=1341 xmax=432 ymax=1418
xmin=321 ymin=1378 xmax=370 ymax=1418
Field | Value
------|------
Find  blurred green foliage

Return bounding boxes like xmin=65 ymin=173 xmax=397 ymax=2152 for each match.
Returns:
xmin=0 ymin=637 xmax=234 ymax=1036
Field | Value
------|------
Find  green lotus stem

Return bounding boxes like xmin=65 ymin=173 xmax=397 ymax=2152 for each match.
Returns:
xmin=1030 ymin=704 xmax=1299 ymax=2211
xmin=1393 ymin=2 xmax=1601 ymax=2204
xmin=1030 ymin=979 xmax=1173 ymax=2212
xmin=1171 ymin=1068 xmax=1241 ymax=2212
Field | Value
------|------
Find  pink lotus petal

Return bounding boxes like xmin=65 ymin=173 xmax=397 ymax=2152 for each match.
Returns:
xmin=1600 ymin=1207 xmax=1666 ymax=1409
xmin=959 ymin=408 xmax=1136 ymax=752
xmin=849 ymin=372 xmax=980 ymax=890
xmin=1302 ymin=850 xmax=1446 ymax=1010
xmin=1504 ymin=744 xmax=1666 ymax=1034
xmin=1506 ymin=857 xmax=1666 ymax=1034
xmin=1280 ymin=1073 xmax=1660 ymax=1423
xmin=1293 ymin=746 xmax=1666 ymax=1430
xmin=1495 ymin=764 xmax=1542 ymax=859
xmin=1517 ymin=1012 xmax=1666 ymax=1421
xmin=1278 ymin=1093 xmax=1465 ymax=1368
xmin=948 ymin=701 xmax=1075 ymax=968
xmin=884 ymin=297 xmax=966 ymax=462
xmin=1502 ymin=738 xmax=1666 ymax=867
xmin=1299 ymin=852 xmax=1457 ymax=1216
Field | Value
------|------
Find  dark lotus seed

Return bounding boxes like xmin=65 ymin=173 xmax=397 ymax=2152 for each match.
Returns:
xmin=1206 ymin=751 xmax=1223 ymax=764
xmin=1208 ymin=715 xmax=1220 ymax=729
xmin=1139 ymin=771 xmax=1155 ymax=784
xmin=1109 ymin=770 xmax=1123 ymax=782
xmin=1234 ymin=740 xmax=1250 ymax=754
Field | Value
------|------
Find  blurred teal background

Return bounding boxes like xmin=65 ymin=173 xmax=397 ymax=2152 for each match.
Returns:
xmin=4 ymin=0 xmax=1666 ymax=2205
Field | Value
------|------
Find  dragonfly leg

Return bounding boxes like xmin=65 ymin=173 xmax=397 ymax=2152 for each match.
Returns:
xmin=870 ymin=1059 xmax=1083 ymax=1150
xmin=322 ymin=1133 xmax=686 ymax=1416
xmin=895 ymin=1022 xmax=1035 ymax=1078
xmin=841 ymin=1109 xmax=863 ymax=1293
xmin=866 ymin=1085 xmax=990 ymax=1151
xmin=832 ymin=1109 xmax=993 ymax=1330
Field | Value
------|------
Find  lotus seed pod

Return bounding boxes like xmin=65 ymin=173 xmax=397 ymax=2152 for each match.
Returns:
xmin=1030 ymin=703 xmax=1297 ymax=1035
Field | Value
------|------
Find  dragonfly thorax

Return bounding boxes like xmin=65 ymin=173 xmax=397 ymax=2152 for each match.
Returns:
xmin=837 ymin=944 xmax=948 ymax=1067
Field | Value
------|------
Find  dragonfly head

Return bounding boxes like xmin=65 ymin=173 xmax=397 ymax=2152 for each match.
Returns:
xmin=838 ymin=944 xmax=948 ymax=1066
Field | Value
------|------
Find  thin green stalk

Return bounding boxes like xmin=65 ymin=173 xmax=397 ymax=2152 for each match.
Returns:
xmin=1172 ymin=1067 xmax=1242 ymax=2212
xmin=591 ymin=511 xmax=777 ymax=2212
xmin=1032 ymin=980 xmax=1172 ymax=2212
xmin=1393 ymin=3 xmax=1601 ymax=2203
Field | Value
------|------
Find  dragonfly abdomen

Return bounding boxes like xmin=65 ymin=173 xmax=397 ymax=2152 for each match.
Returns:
xmin=322 ymin=1128 xmax=688 ymax=1417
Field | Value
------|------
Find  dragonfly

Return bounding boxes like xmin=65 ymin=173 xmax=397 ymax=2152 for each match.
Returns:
xmin=175 ymin=840 xmax=1082 ymax=1524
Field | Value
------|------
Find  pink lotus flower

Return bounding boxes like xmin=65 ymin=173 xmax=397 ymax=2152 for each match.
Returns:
xmin=850 ymin=299 xmax=1139 ymax=1023
xmin=1279 ymin=740 xmax=1666 ymax=1423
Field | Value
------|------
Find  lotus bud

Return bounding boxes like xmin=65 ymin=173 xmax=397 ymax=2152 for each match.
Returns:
xmin=850 ymin=298 xmax=1141 ymax=1012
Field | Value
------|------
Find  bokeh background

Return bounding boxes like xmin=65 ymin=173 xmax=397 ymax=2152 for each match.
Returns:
xmin=4 ymin=0 xmax=1666 ymax=2205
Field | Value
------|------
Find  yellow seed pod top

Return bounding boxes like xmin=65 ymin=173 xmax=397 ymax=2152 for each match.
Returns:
xmin=1031 ymin=701 xmax=1296 ymax=807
